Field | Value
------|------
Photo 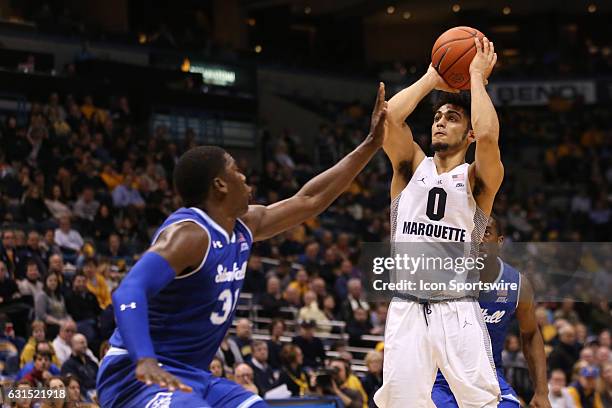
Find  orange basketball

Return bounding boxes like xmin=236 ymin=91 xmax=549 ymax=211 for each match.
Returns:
xmin=431 ymin=26 xmax=485 ymax=90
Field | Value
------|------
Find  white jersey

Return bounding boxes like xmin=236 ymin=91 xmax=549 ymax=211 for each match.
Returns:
xmin=390 ymin=157 xmax=488 ymax=300
xmin=392 ymin=157 xmax=486 ymax=243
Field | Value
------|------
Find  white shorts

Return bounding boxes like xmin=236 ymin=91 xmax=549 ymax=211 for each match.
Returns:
xmin=374 ymin=298 xmax=501 ymax=408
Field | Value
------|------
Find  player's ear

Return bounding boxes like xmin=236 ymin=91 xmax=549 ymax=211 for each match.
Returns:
xmin=497 ymin=235 xmax=504 ymax=247
xmin=213 ymin=177 xmax=228 ymax=194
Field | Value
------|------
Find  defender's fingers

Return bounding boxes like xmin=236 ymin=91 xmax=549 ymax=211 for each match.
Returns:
xmin=375 ymin=82 xmax=385 ymax=111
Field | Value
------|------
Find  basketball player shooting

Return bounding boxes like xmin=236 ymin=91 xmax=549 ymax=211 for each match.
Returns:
xmin=374 ymin=37 xmax=503 ymax=407
xmin=432 ymin=216 xmax=551 ymax=408
xmin=95 ymin=84 xmax=388 ymax=408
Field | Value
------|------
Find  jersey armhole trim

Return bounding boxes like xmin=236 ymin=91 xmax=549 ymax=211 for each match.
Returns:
xmin=237 ymin=217 xmax=254 ymax=243
xmin=151 ymin=219 xmax=212 ymax=280
xmin=465 ymin=162 xmax=475 ymax=197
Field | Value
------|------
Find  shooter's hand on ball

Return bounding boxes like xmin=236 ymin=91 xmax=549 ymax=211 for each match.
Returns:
xmin=469 ymin=37 xmax=497 ymax=85
xmin=367 ymin=82 xmax=388 ymax=148
xmin=426 ymin=64 xmax=460 ymax=93
xmin=136 ymin=357 xmax=193 ymax=393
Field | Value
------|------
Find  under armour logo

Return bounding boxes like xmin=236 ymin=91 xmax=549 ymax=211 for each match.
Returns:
xmin=417 ymin=177 xmax=426 ymax=184
xmin=120 ymin=302 xmax=136 ymax=311
xmin=212 ymin=241 xmax=223 ymax=249
xmin=463 ymin=318 xmax=472 ymax=328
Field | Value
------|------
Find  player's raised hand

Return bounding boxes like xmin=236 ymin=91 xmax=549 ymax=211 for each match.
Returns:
xmin=469 ymin=37 xmax=497 ymax=84
xmin=136 ymin=358 xmax=193 ymax=393
xmin=426 ymin=64 xmax=460 ymax=93
xmin=368 ymin=82 xmax=388 ymax=147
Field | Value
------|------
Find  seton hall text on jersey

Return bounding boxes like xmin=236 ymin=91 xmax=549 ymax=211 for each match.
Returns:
xmin=481 ymin=308 xmax=506 ymax=324
xmin=402 ymin=221 xmax=467 ymax=242
xmin=215 ymin=261 xmax=247 ymax=283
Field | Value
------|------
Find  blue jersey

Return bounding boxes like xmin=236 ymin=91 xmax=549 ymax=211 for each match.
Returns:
xmin=109 ymin=207 xmax=253 ymax=371
xmin=478 ymin=258 xmax=521 ymax=369
xmin=434 ymin=258 xmax=521 ymax=385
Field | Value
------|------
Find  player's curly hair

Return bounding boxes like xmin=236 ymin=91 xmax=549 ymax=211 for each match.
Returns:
xmin=173 ymin=146 xmax=227 ymax=207
xmin=432 ymin=91 xmax=472 ymax=125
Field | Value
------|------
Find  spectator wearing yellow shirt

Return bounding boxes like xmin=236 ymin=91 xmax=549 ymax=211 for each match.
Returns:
xmin=535 ymin=306 xmax=557 ymax=344
xmin=80 ymin=95 xmax=97 ymax=120
xmin=329 ymin=358 xmax=367 ymax=408
xmin=19 ymin=321 xmax=60 ymax=368
xmin=288 ymin=269 xmax=310 ymax=300
xmin=567 ymin=366 xmax=604 ymax=408
xmin=82 ymin=258 xmax=111 ymax=309
xmin=100 ymin=164 xmax=123 ymax=191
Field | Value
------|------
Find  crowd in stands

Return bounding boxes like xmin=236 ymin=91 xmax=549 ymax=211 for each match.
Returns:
xmin=0 ymin=81 xmax=610 ymax=407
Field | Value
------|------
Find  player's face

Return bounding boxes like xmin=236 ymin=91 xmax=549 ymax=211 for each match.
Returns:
xmin=431 ymin=104 xmax=473 ymax=153
xmin=222 ymin=154 xmax=251 ymax=215
xmin=480 ymin=218 xmax=503 ymax=258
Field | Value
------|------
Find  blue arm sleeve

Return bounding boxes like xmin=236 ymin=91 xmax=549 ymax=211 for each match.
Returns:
xmin=112 ymin=251 xmax=176 ymax=362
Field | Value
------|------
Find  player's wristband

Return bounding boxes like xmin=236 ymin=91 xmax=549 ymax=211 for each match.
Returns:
xmin=112 ymin=251 xmax=176 ymax=361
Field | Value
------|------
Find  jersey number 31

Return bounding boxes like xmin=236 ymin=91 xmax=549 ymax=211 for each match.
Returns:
xmin=210 ymin=289 xmax=240 ymax=325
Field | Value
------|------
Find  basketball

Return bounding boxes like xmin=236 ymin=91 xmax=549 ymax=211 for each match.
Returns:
xmin=431 ymin=26 xmax=485 ymax=90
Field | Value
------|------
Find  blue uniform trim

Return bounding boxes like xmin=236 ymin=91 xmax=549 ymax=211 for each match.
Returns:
xmin=191 ymin=207 xmax=234 ymax=243
xmin=236 ymin=218 xmax=254 ymax=243
xmin=150 ymin=218 xmax=212 ymax=280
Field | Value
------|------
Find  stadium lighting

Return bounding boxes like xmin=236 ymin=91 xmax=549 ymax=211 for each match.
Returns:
xmin=387 ymin=6 xmax=396 ymax=15
xmin=247 ymin=18 xmax=256 ymax=27
xmin=304 ymin=6 xmax=312 ymax=15
xmin=452 ymin=4 xmax=461 ymax=13
xmin=587 ymin=4 xmax=597 ymax=13
xmin=502 ymin=6 xmax=511 ymax=15
xmin=402 ymin=11 xmax=411 ymax=19
xmin=254 ymin=45 xmax=263 ymax=53
xmin=181 ymin=58 xmax=190 ymax=72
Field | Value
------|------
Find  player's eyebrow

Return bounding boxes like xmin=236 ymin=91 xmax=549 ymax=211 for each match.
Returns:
xmin=446 ymin=109 xmax=462 ymax=116
xmin=434 ymin=109 xmax=462 ymax=116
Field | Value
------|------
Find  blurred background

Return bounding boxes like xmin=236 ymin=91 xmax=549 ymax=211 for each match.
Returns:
xmin=0 ymin=0 xmax=610 ymax=407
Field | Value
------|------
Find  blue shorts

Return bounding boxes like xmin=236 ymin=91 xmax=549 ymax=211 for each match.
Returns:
xmin=432 ymin=370 xmax=520 ymax=408
xmin=97 ymin=349 xmax=268 ymax=408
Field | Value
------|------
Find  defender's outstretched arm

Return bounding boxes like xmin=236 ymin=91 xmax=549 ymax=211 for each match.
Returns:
xmin=244 ymin=83 xmax=387 ymax=241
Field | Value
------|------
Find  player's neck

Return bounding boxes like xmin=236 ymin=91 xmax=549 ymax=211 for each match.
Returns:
xmin=480 ymin=256 xmax=501 ymax=283
xmin=432 ymin=150 xmax=465 ymax=174
xmin=200 ymin=202 xmax=236 ymax=236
